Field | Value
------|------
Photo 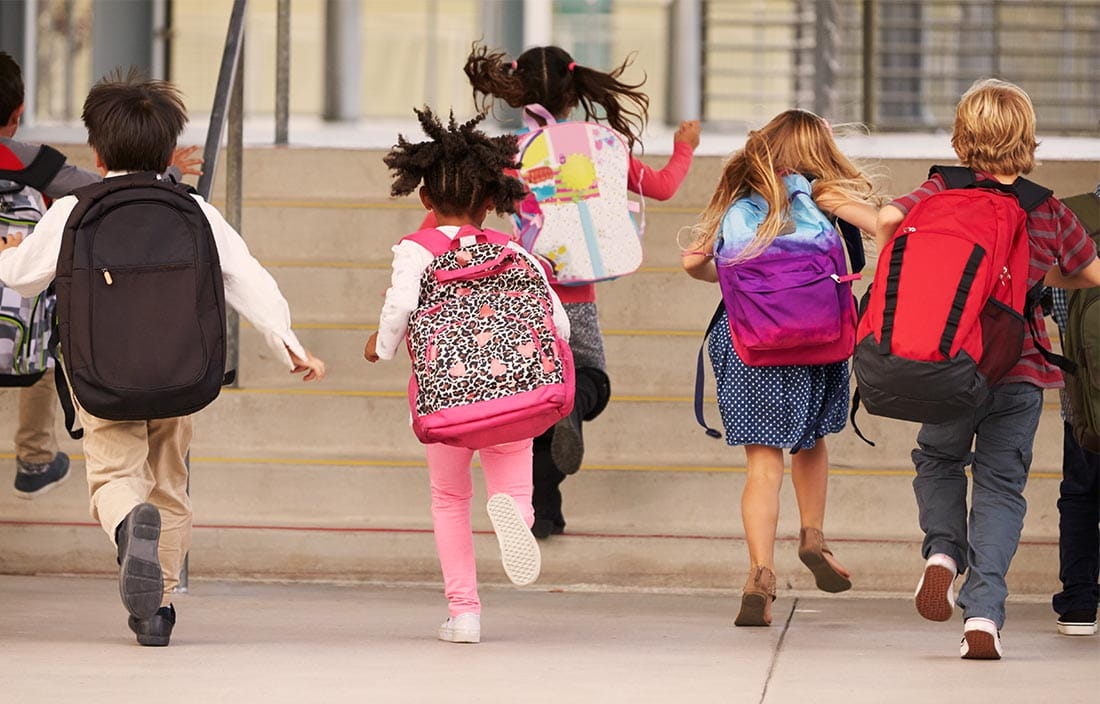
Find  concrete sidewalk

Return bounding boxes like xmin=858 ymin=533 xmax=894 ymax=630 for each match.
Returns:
xmin=0 ymin=576 xmax=1095 ymax=704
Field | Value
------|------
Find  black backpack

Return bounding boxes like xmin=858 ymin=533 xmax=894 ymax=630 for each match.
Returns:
xmin=55 ymin=173 xmax=229 ymax=429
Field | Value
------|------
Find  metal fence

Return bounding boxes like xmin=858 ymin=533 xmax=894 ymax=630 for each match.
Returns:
xmin=703 ymin=0 xmax=1100 ymax=134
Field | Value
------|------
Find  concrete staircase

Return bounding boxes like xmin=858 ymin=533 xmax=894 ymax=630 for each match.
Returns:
xmin=0 ymin=144 xmax=1094 ymax=594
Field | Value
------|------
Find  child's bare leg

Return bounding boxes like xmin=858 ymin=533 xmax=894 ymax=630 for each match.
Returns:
xmin=742 ymin=444 xmax=784 ymax=570
xmin=790 ymin=439 xmax=829 ymax=531
xmin=791 ymin=439 xmax=850 ymax=579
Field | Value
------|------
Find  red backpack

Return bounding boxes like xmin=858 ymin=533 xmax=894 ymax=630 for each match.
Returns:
xmin=852 ymin=167 xmax=1070 ymax=433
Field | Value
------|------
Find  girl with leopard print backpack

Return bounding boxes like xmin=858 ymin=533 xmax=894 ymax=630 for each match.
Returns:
xmin=364 ymin=107 xmax=572 ymax=644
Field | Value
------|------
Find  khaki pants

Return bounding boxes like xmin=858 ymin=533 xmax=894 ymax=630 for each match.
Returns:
xmin=78 ymin=407 xmax=193 ymax=606
xmin=16 ymin=372 xmax=59 ymax=465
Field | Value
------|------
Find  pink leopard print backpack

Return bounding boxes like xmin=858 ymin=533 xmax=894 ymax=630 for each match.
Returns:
xmin=402 ymin=226 xmax=575 ymax=449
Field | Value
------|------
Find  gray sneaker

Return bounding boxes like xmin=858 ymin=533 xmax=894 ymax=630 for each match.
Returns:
xmin=13 ymin=452 xmax=71 ymax=499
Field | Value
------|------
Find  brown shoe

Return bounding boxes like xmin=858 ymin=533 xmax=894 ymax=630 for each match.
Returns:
xmin=734 ymin=566 xmax=777 ymax=627
xmin=798 ymin=527 xmax=852 ymax=593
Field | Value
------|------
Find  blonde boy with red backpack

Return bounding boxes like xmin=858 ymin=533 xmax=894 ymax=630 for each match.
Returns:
xmin=872 ymin=79 xmax=1100 ymax=660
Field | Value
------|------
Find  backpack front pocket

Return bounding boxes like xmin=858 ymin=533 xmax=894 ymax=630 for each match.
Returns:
xmin=90 ymin=263 xmax=206 ymax=390
xmin=727 ymin=259 xmax=843 ymax=351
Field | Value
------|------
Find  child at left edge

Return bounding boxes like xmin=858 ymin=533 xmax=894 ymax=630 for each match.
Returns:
xmin=0 ymin=73 xmax=325 ymax=646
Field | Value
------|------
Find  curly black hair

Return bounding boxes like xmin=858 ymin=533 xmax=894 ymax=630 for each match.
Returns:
xmin=384 ymin=107 xmax=527 ymax=218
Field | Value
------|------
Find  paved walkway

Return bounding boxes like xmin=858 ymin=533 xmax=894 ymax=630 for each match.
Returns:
xmin=0 ymin=575 xmax=1095 ymax=703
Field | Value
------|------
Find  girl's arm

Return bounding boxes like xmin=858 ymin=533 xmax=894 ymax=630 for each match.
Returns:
xmin=372 ymin=242 xmax=431 ymax=361
xmin=627 ymin=121 xmax=700 ymax=201
xmin=875 ymin=205 xmax=906 ymax=253
xmin=681 ymin=228 xmax=718 ymax=283
xmin=814 ymin=191 xmax=879 ymax=239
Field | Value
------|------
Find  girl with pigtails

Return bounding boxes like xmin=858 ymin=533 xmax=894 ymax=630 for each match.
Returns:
xmin=459 ymin=43 xmax=702 ymax=538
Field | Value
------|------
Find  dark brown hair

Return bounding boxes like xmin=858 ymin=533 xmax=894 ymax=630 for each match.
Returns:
xmin=384 ymin=107 xmax=527 ymax=218
xmin=82 ymin=69 xmax=187 ymax=173
xmin=0 ymin=51 xmax=24 ymax=126
xmin=464 ymin=44 xmax=650 ymax=151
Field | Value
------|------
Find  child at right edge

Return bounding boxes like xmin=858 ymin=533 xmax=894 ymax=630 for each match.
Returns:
xmin=878 ymin=79 xmax=1100 ymax=660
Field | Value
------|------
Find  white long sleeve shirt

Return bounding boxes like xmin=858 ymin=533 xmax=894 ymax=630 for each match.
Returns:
xmin=0 ymin=171 xmax=306 ymax=369
xmin=375 ymin=225 xmax=570 ymax=360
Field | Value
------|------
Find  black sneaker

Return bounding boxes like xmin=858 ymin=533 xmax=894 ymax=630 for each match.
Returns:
xmin=550 ymin=412 xmax=584 ymax=475
xmin=1057 ymin=609 xmax=1098 ymax=636
xmin=129 ymin=604 xmax=176 ymax=646
xmin=531 ymin=518 xmax=565 ymax=540
xmin=116 ymin=503 xmax=164 ymax=620
xmin=13 ymin=452 xmax=71 ymax=499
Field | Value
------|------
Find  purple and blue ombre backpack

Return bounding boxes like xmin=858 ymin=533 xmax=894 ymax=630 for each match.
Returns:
xmin=693 ymin=173 xmax=863 ymax=439
xmin=713 ymin=173 xmax=859 ymax=367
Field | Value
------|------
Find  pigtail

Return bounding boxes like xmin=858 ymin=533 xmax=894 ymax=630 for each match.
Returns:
xmin=464 ymin=43 xmax=526 ymax=114
xmin=570 ymin=55 xmax=649 ymax=152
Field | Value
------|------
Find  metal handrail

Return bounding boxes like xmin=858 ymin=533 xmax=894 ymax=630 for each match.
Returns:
xmin=196 ymin=0 xmax=247 ymax=201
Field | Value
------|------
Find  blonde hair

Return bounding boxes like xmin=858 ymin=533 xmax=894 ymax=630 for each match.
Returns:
xmin=951 ymin=78 xmax=1038 ymax=176
xmin=691 ymin=109 xmax=876 ymax=262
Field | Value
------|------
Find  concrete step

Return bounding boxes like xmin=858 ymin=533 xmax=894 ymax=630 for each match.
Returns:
xmin=267 ymin=265 xmax=720 ymax=329
xmin=239 ymin=325 xmax=708 ymax=396
xmin=0 ymin=456 xmax=1060 ymax=542
xmin=242 ymin=204 xmax=703 ymax=269
xmin=0 ymin=387 xmax=1064 ymax=472
xmin=0 ymin=462 xmax=1064 ymax=594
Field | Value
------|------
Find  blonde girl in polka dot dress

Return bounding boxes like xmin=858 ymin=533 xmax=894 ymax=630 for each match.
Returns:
xmin=682 ymin=110 xmax=880 ymax=627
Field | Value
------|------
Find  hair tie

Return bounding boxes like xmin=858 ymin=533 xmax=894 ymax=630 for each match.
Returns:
xmin=510 ymin=60 xmax=518 ymax=70
xmin=568 ymin=62 xmax=576 ymax=72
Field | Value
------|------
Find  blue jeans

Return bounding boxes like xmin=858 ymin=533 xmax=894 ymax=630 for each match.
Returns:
xmin=912 ymin=383 xmax=1044 ymax=629
xmin=1052 ymin=422 xmax=1100 ymax=617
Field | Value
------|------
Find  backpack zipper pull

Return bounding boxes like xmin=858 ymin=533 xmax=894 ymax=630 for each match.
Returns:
xmin=102 ymin=268 xmax=113 ymax=285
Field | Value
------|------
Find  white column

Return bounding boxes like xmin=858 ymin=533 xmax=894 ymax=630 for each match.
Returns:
xmin=667 ymin=0 xmax=702 ymax=123
xmin=523 ymin=0 xmax=553 ymax=49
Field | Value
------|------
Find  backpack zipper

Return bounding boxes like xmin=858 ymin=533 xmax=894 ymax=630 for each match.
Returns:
xmin=101 ymin=268 xmax=113 ymax=285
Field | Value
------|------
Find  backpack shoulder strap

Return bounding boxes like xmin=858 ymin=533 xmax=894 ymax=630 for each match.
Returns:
xmin=0 ymin=144 xmax=66 ymax=192
xmin=1011 ymin=177 xmax=1054 ymax=213
xmin=401 ymin=228 xmax=454 ymax=257
xmin=929 ymin=165 xmax=976 ymax=190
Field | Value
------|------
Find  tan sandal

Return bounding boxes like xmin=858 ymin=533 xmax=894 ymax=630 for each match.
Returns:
xmin=734 ymin=566 xmax=777 ymax=627
xmin=798 ymin=527 xmax=852 ymax=593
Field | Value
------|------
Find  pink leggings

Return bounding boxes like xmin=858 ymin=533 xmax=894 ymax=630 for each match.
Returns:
xmin=425 ymin=439 xmax=535 ymax=616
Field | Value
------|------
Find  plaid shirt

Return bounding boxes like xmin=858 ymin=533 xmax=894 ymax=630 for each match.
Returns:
xmin=1050 ymin=287 xmax=1073 ymax=423
xmin=890 ymin=172 xmax=1098 ymax=389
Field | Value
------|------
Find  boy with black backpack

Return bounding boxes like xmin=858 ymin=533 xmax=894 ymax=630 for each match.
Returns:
xmin=0 ymin=71 xmax=325 ymax=647
xmin=870 ymin=79 xmax=1099 ymax=659
xmin=0 ymin=52 xmax=199 ymax=499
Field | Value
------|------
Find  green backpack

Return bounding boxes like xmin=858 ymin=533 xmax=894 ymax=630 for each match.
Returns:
xmin=1061 ymin=192 xmax=1100 ymax=453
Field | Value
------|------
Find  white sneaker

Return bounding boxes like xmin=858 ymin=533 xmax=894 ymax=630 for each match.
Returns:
xmin=960 ymin=618 xmax=1003 ymax=660
xmin=438 ymin=612 xmax=480 ymax=643
xmin=486 ymin=493 xmax=541 ymax=586
xmin=914 ymin=553 xmax=957 ymax=622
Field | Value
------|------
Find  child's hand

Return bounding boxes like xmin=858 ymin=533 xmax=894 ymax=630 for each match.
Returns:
xmin=363 ymin=332 xmax=380 ymax=363
xmin=0 ymin=232 xmax=25 ymax=252
xmin=170 ymin=146 xmax=203 ymax=177
xmin=673 ymin=120 xmax=701 ymax=150
xmin=289 ymin=347 xmax=326 ymax=381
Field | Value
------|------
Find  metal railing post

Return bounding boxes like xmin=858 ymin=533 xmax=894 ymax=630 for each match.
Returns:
xmin=197 ymin=0 xmax=247 ymax=199
xmin=667 ymin=0 xmax=703 ymax=124
xmin=275 ymin=0 xmax=290 ymax=145
xmin=225 ymin=42 xmax=244 ymax=380
xmin=183 ymin=0 xmax=247 ymax=593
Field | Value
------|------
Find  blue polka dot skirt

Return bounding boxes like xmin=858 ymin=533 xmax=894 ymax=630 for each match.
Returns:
xmin=708 ymin=309 xmax=849 ymax=450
